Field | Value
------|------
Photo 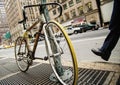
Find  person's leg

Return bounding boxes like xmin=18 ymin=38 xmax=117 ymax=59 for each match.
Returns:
xmin=100 ymin=0 xmax=120 ymax=58
xmin=100 ymin=29 xmax=120 ymax=57
xmin=116 ymin=76 xmax=120 ymax=85
xmin=91 ymin=30 xmax=120 ymax=61
xmin=109 ymin=0 xmax=120 ymax=31
xmin=91 ymin=0 xmax=120 ymax=61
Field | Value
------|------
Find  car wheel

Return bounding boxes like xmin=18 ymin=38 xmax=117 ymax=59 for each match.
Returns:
xmin=74 ymin=31 xmax=78 ymax=34
xmin=95 ymin=27 xmax=99 ymax=30
xmin=80 ymin=29 xmax=84 ymax=33
xmin=84 ymin=29 xmax=86 ymax=32
xmin=92 ymin=27 xmax=95 ymax=31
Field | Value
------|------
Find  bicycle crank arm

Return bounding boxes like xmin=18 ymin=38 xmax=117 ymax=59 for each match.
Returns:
xmin=34 ymin=56 xmax=48 ymax=61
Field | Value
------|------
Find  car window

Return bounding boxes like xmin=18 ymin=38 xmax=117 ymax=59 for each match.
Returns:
xmin=68 ymin=28 xmax=72 ymax=30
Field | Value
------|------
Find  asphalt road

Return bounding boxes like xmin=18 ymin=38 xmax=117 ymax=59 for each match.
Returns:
xmin=0 ymin=28 xmax=119 ymax=64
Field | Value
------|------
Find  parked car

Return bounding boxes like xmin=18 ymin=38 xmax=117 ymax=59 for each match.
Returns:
xmin=72 ymin=26 xmax=85 ymax=34
xmin=3 ymin=45 xmax=11 ymax=49
xmin=73 ymin=27 xmax=80 ymax=34
xmin=79 ymin=23 xmax=99 ymax=32
xmin=0 ymin=45 xmax=4 ymax=49
xmin=65 ymin=27 xmax=74 ymax=35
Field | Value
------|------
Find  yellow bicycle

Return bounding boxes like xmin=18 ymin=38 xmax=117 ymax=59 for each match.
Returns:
xmin=14 ymin=2 xmax=78 ymax=85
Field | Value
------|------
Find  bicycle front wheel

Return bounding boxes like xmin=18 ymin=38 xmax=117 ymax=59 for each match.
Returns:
xmin=14 ymin=37 xmax=29 ymax=72
xmin=45 ymin=20 xmax=78 ymax=85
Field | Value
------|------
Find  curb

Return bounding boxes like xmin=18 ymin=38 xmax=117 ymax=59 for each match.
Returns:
xmin=78 ymin=62 xmax=120 ymax=72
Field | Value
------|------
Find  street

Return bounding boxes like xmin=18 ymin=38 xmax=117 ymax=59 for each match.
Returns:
xmin=0 ymin=28 xmax=120 ymax=84
xmin=0 ymin=28 xmax=120 ymax=63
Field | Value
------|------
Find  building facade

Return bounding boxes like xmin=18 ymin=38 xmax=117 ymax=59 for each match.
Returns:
xmin=0 ymin=0 xmax=9 ymax=44
xmin=48 ymin=0 xmax=100 ymax=27
xmin=4 ymin=0 xmax=113 ymax=41
xmin=4 ymin=0 xmax=41 ymax=42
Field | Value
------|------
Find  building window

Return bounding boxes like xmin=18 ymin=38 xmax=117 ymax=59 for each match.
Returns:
xmin=56 ymin=0 xmax=60 ymax=3
xmin=36 ymin=0 xmax=38 ymax=3
xmin=53 ymin=9 xmax=56 ymax=15
xmin=71 ymin=9 xmax=76 ymax=18
xmin=64 ymin=12 xmax=70 ymax=20
xmin=78 ymin=6 xmax=84 ymax=15
xmin=60 ymin=16 xmax=64 ymax=23
xmin=63 ymin=4 xmax=67 ymax=10
xmin=55 ymin=18 xmax=58 ymax=22
xmin=61 ymin=0 xmax=66 ymax=3
xmin=86 ymin=2 xmax=93 ymax=12
xmin=52 ymin=1 xmax=57 ymax=8
xmin=76 ymin=0 xmax=81 ymax=3
xmin=35 ymin=7 xmax=37 ymax=11
xmin=69 ymin=0 xmax=74 ymax=7
xmin=57 ymin=7 xmax=60 ymax=13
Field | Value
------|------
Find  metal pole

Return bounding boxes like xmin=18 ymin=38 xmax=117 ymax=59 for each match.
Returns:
xmin=41 ymin=0 xmax=50 ymax=22
xmin=41 ymin=0 xmax=71 ymax=82
xmin=96 ymin=0 xmax=103 ymax=27
xmin=41 ymin=0 xmax=64 ymax=80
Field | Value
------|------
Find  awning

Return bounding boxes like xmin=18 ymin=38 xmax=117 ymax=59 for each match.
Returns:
xmin=61 ymin=20 xmax=73 ymax=27
xmin=71 ymin=16 xmax=85 ymax=25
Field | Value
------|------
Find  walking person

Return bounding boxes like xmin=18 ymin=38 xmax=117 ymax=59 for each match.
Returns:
xmin=91 ymin=0 xmax=120 ymax=61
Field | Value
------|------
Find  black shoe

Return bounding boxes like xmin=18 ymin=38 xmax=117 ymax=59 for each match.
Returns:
xmin=91 ymin=48 xmax=110 ymax=61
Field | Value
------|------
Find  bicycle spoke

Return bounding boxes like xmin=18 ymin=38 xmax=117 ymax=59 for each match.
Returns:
xmin=15 ymin=37 xmax=29 ymax=72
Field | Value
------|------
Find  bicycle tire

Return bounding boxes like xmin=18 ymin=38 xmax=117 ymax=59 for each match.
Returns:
xmin=45 ymin=20 xmax=78 ymax=85
xmin=14 ymin=36 xmax=29 ymax=72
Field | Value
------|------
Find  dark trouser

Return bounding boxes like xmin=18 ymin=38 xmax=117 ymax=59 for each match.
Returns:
xmin=100 ymin=0 xmax=120 ymax=58
xmin=116 ymin=76 xmax=120 ymax=85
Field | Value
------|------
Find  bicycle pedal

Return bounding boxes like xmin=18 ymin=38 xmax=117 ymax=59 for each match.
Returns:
xmin=28 ymin=59 xmax=33 ymax=65
xmin=57 ymin=40 xmax=60 ymax=43
xmin=44 ymin=56 xmax=48 ymax=61
xmin=17 ymin=58 xmax=22 ymax=61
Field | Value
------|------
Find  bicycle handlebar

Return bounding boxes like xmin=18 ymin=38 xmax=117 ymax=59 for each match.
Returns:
xmin=18 ymin=2 xmax=62 ymax=24
xmin=25 ymin=3 xmax=62 ymax=17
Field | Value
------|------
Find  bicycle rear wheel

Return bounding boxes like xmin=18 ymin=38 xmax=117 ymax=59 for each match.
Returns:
xmin=45 ymin=20 xmax=78 ymax=85
xmin=14 ymin=37 xmax=29 ymax=72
